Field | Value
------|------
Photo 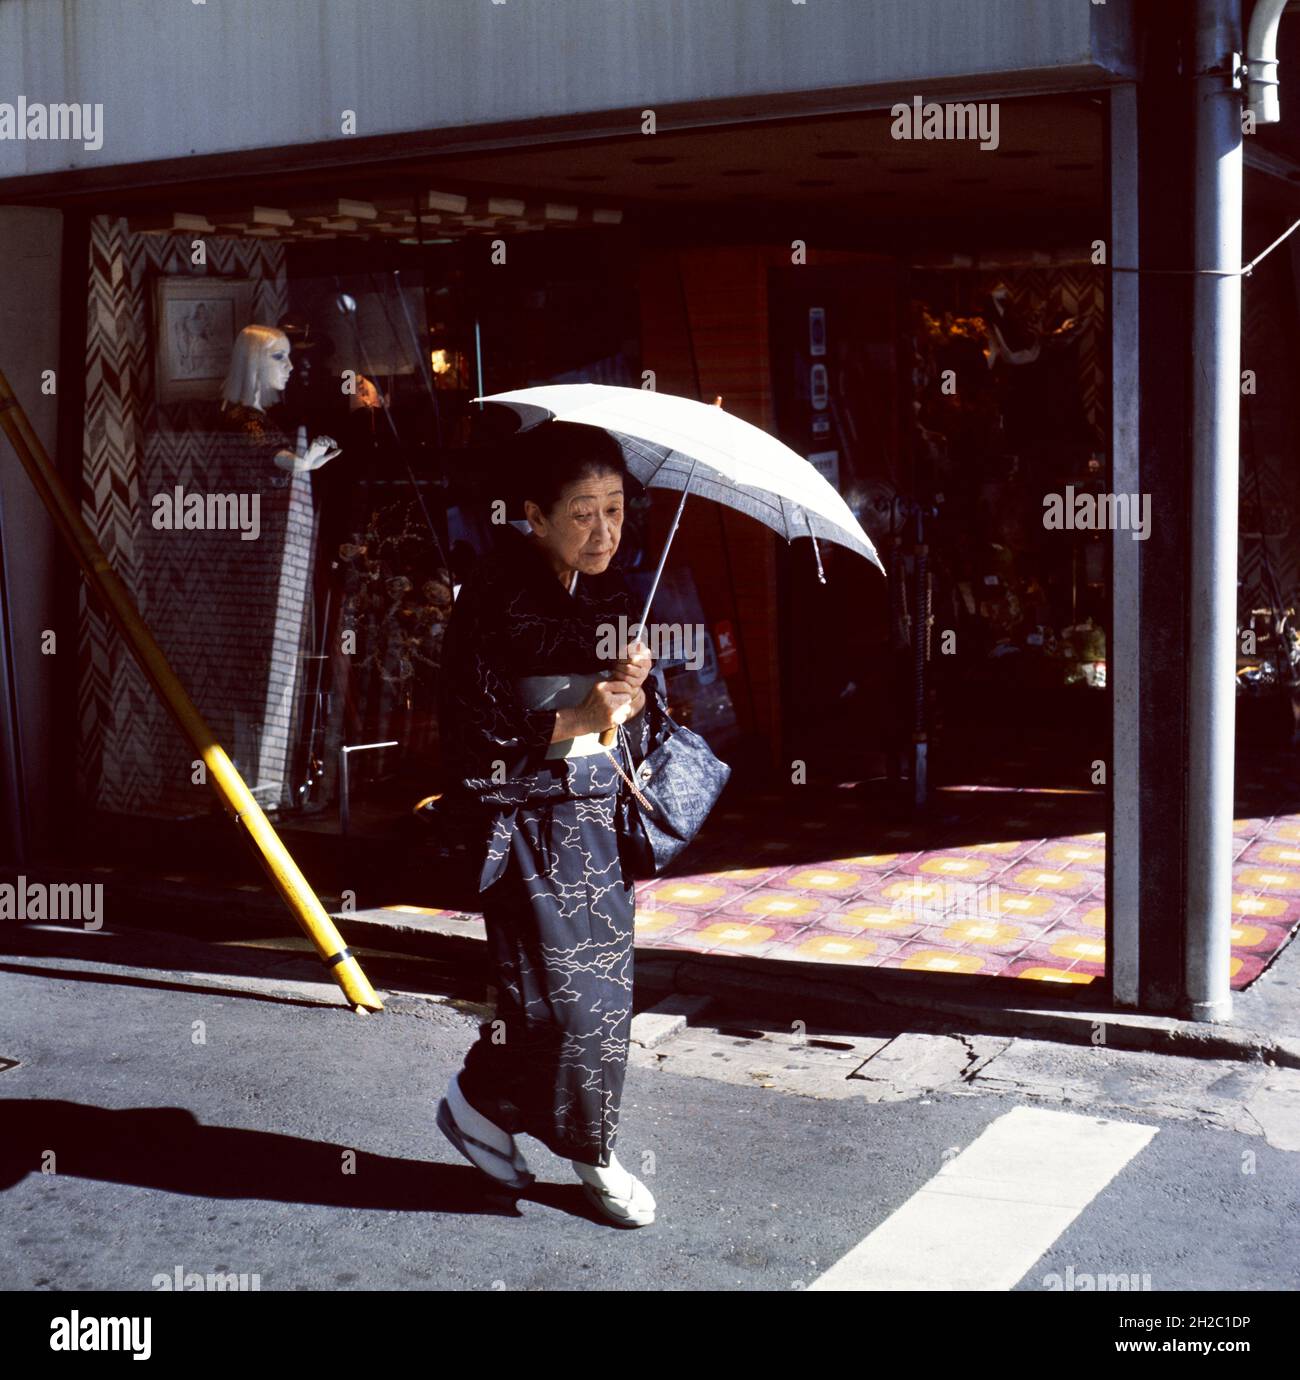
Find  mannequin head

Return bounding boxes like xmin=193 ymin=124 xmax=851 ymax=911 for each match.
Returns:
xmin=221 ymin=324 xmax=293 ymax=410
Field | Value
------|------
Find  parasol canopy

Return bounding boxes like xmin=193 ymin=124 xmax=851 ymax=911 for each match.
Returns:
xmin=474 ymin=383 xmax=886 ymax=576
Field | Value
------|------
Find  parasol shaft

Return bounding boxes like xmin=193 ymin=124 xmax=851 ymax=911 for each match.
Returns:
xmin=633 ymin=397 xmax=721 ymax=638
xmin=600 ymin=451 xmax=701 ymax=746
xmin=633 ymin=451 xmax=700 ymax=641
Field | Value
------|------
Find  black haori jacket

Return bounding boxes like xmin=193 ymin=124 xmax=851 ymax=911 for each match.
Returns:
xmin=436 ymin=523 xmax=670 ymax=891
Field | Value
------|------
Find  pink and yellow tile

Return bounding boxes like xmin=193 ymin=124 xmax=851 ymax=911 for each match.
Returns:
xmin=640 ymin=879 xmax=733 ymax=908
xmin=633 ymin=908 xmax=697 ymax=939
xmin=1239 ymin=843 xmax=1300 ymax=868
xmin=722 ymin=891 xmax=832 ymax=922
xmin=1005 ymin=865 xmax=1096 ymax=896
xmin=987 ymin=890 xmax=1066 ymax=920
xmin=819 ymin=903 xmax=926 ymax=937
xmin=1229 ymin=952 xmax=1268 ymax=985
xmin=889 ymin=947 xmax=988 ymax=975
xmin=698 ymin=916 xmax=778 ymax=949
xmin=1013 ymin=939 xmax=1094 ymax=968
xmin=940 ymin=919 xmax=1026 ymax=950
xmin=791 ymin=933 xmax=881 ymax=963
xmin=1006 ymin=963 xmax=1098 ymax=984
xmin=1043 ymin=932 xmax=1107 ymax=965
xmin=655 ymin=919 xmax=770 ymax=952
xmin=918 ymin=855 xmax=997 ymax=881
xmin=1229 ymin=921 xmax=1277 ymax=950
xmin=1031 ymin=842 xmax=1106 ymax=868
xmin=760 ymin=865 xmax=874 ymax=896
xmin=874 ymin=877 xmax=957 ymax=911
xmin=616 ymin=794 xmax=1300 ymax=988
xmin=689 ymin=920 xmax=789 ymax=953
xmin=866 ymin=877 xmax=977 ymax=921
xmin=1231 ymin=892 xmax=1290 ymax=920
xmin=1234 ymin=866 xmax=1300 ymax=894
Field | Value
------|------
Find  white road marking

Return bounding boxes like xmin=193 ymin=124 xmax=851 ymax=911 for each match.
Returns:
xmin=807 ymin=1105 xmax=1158 ymax=1291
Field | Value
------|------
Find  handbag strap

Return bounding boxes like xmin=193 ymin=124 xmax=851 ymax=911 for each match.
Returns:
xmin=604 ymin=725 xmax=655 ymax=814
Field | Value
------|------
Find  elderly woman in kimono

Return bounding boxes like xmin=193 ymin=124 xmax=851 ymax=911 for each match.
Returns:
xmin=435 ymin=420 xmax=670 ymax=1228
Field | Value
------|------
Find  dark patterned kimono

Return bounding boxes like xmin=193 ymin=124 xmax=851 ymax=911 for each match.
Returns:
xmin=438 ymin=524 xmax=670 ymax=1167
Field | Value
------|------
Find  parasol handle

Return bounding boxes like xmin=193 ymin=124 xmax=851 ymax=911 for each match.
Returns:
xmin=598 ymin=616 xmax=650 ymax=748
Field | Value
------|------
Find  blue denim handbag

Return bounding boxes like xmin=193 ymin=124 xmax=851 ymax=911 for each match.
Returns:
xmin=607 ymin=713 xmax=731 ymax=879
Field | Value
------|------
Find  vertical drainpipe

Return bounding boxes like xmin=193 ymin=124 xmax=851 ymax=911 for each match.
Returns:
xmin=1185 ymin=0 xmax=1242 ymax=1022
xmin=1245 ymin=0 xmax=1288 ymax=126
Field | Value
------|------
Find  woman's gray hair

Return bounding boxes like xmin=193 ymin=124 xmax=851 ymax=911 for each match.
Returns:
xmin=221 ymin=324 xmax=289 ymax=409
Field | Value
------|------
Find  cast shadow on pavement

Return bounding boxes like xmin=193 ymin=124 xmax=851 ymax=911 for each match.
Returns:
xmin=0 ymin=1099 xmax=605 ymax=1223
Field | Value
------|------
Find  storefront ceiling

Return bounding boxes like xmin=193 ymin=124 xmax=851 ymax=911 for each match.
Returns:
xmin=111 ymin=97 xmax=1105 ymax=250
xmin=413 ymin=98 xmax=1105 ymax=218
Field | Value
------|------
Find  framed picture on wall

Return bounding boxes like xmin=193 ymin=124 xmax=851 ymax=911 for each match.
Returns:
xmin=152 ymin=276 xmax=254 ymax=403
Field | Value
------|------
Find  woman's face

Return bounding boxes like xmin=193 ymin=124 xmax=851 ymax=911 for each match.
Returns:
xmin=525 ymin=468 xmax=624 ymax=580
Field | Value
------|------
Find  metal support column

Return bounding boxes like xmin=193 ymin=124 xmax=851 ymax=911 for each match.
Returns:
xmin=1185 ymin=0 xmax=1243 ymax=1022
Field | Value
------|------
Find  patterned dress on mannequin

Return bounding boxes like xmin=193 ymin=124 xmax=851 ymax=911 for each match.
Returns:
xmin=205 ymin=402 xmax=317 ymax=810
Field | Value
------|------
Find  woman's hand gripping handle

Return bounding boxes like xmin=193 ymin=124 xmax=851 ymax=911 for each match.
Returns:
xmin=598 ymin=638 xmax=652 ymax=747
xmin=549 ymin=641 xmax=651 ymax=744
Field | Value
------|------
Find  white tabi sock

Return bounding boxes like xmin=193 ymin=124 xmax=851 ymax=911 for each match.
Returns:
xmin=446 ymin=1072 xmax=515 ymax=1156
xmin=571 ymin=1151 xmax=637 ymax=1197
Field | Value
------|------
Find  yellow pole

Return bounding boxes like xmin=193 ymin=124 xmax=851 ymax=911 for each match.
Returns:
xmin=0 ymin=371 xmax=382 ymax=1013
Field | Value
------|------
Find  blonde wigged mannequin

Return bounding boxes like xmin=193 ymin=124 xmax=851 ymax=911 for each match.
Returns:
xmin=220 ymin=324 xmax=340 ymax=472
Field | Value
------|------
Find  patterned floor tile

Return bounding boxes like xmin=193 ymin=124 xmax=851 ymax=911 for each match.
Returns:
xmin=751 ymin=863 xmax=882 ymax=897
xmin=922 ymin=919 xmax=1036 ymax=957
xmin=615 ymin=781 xmax=1300 ymax=991
xmin=783 ymin=931 xmax=904 ymax=964
xmin=1236 ymin=835 xmax=1300 ymax=860
xmin=711 ymin=889 xmax=842 ymax=924
xmin=810 ymin=904 xmax=930 ymax=940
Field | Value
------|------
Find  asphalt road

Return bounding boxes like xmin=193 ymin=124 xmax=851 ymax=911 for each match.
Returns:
xmin=0 ymin=925 xmax=1297 ymax=1298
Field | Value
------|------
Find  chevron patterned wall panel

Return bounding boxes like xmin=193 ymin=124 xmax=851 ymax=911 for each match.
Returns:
xmin=79 ymin=218 xmax=302 ymax=819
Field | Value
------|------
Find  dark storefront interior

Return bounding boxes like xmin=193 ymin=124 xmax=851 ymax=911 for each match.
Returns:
xmin=33 ymin=88 xmax=1298 ymax=928
xmin=49 ymin=94 xmax=1118 ymax=902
